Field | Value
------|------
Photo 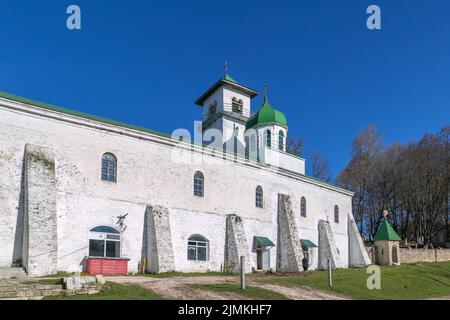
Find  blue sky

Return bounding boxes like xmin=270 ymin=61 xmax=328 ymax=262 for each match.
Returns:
xmin=0 ymin=1 xmax=448 ymax=178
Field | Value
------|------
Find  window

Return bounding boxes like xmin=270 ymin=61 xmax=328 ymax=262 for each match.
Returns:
xmin=194 ymin=171 xmax=204 ymax=197
xmin=102 ymin=153 xmax=117 ymax=182
xmin=334 ymin=205 xmax=339 ymax=223
xmin=208 ymin=100 xmax=217 ymax=117
xmin=278 ymin=131 xmax=285 ymax=151
xmin=89 ymin=226 xmax=121 ymax=258
xmin=256 ymin=185 xmax=263 ymax=208
xmin=187 ymin=235 xmax=209 ymax=261
xmin=232 ymin=97 xmax=243 ymax=114
xmin=300 ymin=197 xmax=306 ymax=217
xmin=265 ymin=130 xmax=272 ymax=148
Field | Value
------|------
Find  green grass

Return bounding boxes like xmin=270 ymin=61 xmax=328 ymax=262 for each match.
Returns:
xmin=44 ymin=282 xmax=164 ymax=300
xmin=252 ymin=262 xmax=450 ymax=300
xmin=190 ymin=284 xmax=288 ymax=300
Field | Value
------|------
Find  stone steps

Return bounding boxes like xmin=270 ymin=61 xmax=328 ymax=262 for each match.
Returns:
xmin=0 ymin=267 xmax=27 ymax=280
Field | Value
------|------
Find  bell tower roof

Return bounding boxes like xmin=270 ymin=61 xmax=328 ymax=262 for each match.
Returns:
xmin=195 ymin=74 xmax=259 ymax=106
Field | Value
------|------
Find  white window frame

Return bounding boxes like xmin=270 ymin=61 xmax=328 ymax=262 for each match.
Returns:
xmin=187 ymin=236 xmax=209 ymax=262
xmin=89 ymin=229 xmax=121 ymax=258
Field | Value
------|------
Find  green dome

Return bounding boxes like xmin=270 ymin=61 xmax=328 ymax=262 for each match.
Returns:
xmin=246 ymin=92 xmax=287 ymax=130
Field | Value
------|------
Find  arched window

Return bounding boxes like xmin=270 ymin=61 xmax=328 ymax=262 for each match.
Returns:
xmin=232 ymin=97 xmax=243 ymax=114
xmin=278 ymin=131 xmax=285 ymax=151
xmin=89 ymin=226 xmax=121 ymax=258
xmin=102 ymin=153 xmax=117 ymax=182
xmin=256 ymin=185 xmax=263 ymax=208
xmin=300 ymin=197 xmax=306 ymax=217
xmin=187 ymin=235 xmax=209 ymax=261
xmin=265 ymin=130 xmax=272 ymax=148
xmin=194 ymin=171 xmax=204 ymax=197
xmin=245 ymin=136 xmax=250 ymax=159
xmin=334 ymin=205 xmax=339 ymax=223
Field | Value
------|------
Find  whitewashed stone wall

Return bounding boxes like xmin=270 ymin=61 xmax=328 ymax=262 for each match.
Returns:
xmin=23 ymin=144 xmax=58 ymax=276
xmin=0 ymin=98 xmax=362 ymax=274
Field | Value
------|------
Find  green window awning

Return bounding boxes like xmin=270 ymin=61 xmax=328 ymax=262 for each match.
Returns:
xmin=300 ymin=239 xmax=318 ymax=250
xmin=254 ymin=236 xmax=275 ymax=247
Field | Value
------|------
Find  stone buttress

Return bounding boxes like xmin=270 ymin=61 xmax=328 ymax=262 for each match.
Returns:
xmin=144 ymin=205 xmax=175 ymax=273
xmin=225 ymin=214 xmax=251 ymax=273
xmin=23 ymin=144 xmax=58 ymax=277
xmin=276 ymin=194 xmax=303 ymax=272
xmin=348 ymin=214 xmax=371 ymax=266
xmin=318 ymin=219 xmax=342 ymax=270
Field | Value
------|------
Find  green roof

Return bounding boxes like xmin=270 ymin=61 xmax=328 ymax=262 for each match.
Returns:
xmin=300 ymin=239 xmax=318 ymax=249
xmin=373 ymin=220 xmax=401 ymax=241
xmin=254 ymin=236 xmax=275 ymax=247
xmin=223 ymin=74 xmax=238 ymax=84
xmin=246 ymin=92 xmax=287 ymax=130
xmin=0 ymin=91 xmax=171 ymax=139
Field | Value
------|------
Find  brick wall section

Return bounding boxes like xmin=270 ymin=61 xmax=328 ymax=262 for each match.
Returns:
xmin=365 ymin=247 xmax=450 ymax=264
xmin=400 ymin=248 xmax=450 ymax=264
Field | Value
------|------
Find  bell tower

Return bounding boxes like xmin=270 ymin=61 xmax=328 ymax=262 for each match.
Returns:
xmin=195 ymin=66 xmax=258 ymax=146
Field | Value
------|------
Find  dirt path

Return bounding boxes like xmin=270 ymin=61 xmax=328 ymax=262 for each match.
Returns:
xmin=249 ymin=282 xmax=347 ymax=300
xmin=105 ymin=275 xmax=347 ymax=300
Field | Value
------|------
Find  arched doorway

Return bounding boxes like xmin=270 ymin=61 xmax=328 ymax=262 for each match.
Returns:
xmin=392 ymin=244 xmax=398 ymax=264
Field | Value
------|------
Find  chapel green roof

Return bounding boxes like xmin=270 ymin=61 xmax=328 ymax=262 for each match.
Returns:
xmin=245 ymin=89 xmax=287 ymax=130
xmin=373 ymin=220 xmax=401 ymax=241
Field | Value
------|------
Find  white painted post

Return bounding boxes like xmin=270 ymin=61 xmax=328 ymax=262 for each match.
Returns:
xmin=327 ymin=258 xmax=332 ymax=287
xmin=240 ymin=256 xmax=246 ymax=290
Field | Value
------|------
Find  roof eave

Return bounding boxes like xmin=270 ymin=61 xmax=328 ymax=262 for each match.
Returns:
xmin=195 ymin=79 xmax=259 ymax=106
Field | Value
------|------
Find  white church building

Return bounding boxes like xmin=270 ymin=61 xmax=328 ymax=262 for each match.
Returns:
xmin=0 ymin=73 xmax=370 ymax=277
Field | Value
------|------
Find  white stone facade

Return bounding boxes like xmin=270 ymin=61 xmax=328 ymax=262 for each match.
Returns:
xmin=0 ymin=80 xmax=369 ymax=276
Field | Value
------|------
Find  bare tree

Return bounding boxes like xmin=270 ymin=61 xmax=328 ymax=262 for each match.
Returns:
xmin=338 ymin=124 xmax=448 ymax=245
xmin=311 ymin=151 xmax=331 ymax=182
xmin=286 ymin=136 xmax=304 ymax=157
xmin=337 ymin=125 xmax=383 ymax=235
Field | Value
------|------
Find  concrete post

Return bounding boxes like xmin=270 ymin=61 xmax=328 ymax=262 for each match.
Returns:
xmin=327 ymin=259 xmax=332 ymax=287
xmin=240 ymin=256 xmax=246 ymax=290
